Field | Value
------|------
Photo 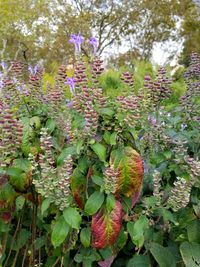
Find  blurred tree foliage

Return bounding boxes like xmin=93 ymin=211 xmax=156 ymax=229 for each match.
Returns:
xmin=0 ymin=0 xmax=199 ymax=68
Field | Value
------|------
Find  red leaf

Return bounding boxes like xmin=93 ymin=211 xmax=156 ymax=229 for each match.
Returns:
xmin=98 ymin=256 xmax=115 ymax=267
xmin=132 ymin=190 xmax=141 ymax=207
xmin=110 ymin=147 xmax=143 ymax=198
xmin=91 ymin=200 xmax=122 ymax=249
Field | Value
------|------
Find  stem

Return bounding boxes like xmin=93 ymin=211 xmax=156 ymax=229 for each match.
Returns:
xmin=11 ymin=249 xmax=20 ymax=267
xmin=52 ymin=257 xmax=60 ymax=267
xmin=21 ymin=245 xmax=28 ymax=267
xmin=4 ymin=216 xmax=22 ymax=267
xmin=29 ymin=189 xmax=38 ymax=267
xmin=60 ymin=256 xmax=64 ymax=267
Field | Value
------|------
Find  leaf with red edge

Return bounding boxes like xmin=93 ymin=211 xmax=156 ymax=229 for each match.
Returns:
xmin=70 ymin=169 xmax=86 ymax=209
xmin=98 ymin=256 xmax=115 ymax=267
xmin=110 ymin=147 xmax=143 ymax=199
xmin=91 ymin=200 xmax=123 ymax=249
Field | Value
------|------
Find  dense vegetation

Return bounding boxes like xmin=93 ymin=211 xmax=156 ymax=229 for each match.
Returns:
xmin=0 ymin=33 xmax=200 ymax=267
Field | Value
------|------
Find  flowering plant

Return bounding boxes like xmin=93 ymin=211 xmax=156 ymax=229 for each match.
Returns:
xmin=0 ymin=37 xmax=199 ymax=267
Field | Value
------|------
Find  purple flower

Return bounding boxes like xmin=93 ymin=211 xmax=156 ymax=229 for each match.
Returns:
xmin=89 ymin=37 xmax=98 ymax=54
xmin=66 ymin=99 xmax=73 ymax=108
xmin=1 ymin=61 xmax=7 ymax=70
xmin=28 ymin=64 xmax=38 ymax=75
xmin=65 ymin=77 xmax=75 ymax=95
xmin=181 ymin=123 xmax=187 ymax=130
xmin=69 ymin=33 xmax=84 ymax=53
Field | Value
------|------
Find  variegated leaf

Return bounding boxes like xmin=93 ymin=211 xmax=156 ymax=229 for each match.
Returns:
xmin=91 ymin=200 xmax=122 ymax=249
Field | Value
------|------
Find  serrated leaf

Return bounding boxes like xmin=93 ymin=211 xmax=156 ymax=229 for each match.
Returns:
xmin=91 ymin=143 xmax=107 ymax=162
xmin=84 ymin=192 xmax=105 ymax=215
xmin=110 ymin=147 xmax=143 ymax=198
xmin=180 ymin=242 xmax=200 ymax=267
xmin=41 ymin=198 xmax=52 ymax=215
xmin=51 ymin=216 xmax=70 ymax=248
xmin=150 ymin=243 xmax=176 ymax=267
xmin=80 ymin=227 xmax=91 ymax=247
xmin=91 ymin=200 xmax=122 ymax=249
xmin=63 ymin=207 xmax=82 ymax=229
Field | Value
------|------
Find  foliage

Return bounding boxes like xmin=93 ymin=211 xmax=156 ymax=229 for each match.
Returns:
xmin=0 ymin=37 xmax=200 ymax=267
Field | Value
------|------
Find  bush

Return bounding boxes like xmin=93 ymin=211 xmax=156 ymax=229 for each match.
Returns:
xmin=0 ymin=42 xmax=200 ymax=266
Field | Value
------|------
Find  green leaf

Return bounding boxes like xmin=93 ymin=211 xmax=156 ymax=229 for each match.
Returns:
xmin=34 ymin=236 xmax=45 ymax=250
xmin=80 ymin=227 xmax=91 ymax=247
xmin=41 ymin=198 xmax=52 ymax=216
xmin=45 ymin=118 xmax=56 ymax=133
xmin=7 ymin=168 xmax=28 ymax=192
xmin=16 ymin=196 xmax=25 ymax=211
xmin=12 ymin=159 xmax=32 ymax=172
xmin=30 ymin=116 xmax=41 ymax=129
xmin=57 ymin=146 xmax=76 ymax=165
xmin=126 ymin=255 xmax=150 ymax=267
xmin=100 ymin=108 xmax=114 ymax=117
xmin=180 ymin=242 xmax=200 ymax=267
xmin=51 ymin=216 xmax=70 ymax=248
xmin=187 ymin=220 xmax=200 ymax=243
xmin=13 ymin=229 xmax=31 ymax=251
xmin=110 ymin=132 xmax=117 ymax=145
xmin=63 ymin=207 xmax=82 ymax=229
xmin=91 ymin=143 xmax=107 ymax=163
xmin=106 ymin=194 xmax=116 ymax=212
xmin=84 ymin=192 xmax=105 ymax=215
xmin=127 ymin=215 xmax=149 ymax=248
xmin=76 ymin=140 xmax=84 ymax=154
xmin=103 ymin=132 xmax=111 ymax=144
xmin=92 ymin=175 xmax=104 ymax=186
xmin=150 ymin=242 xmax=176 ymax=267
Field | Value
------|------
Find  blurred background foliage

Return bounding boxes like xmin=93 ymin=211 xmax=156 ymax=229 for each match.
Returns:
xmin=0 ymin=0 xmax=199 ymax=70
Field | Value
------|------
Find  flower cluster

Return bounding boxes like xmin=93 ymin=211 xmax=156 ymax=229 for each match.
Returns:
xmin=104 ymin=165 xmax=119 ymax=194
xmin=152 ymin=170 xmax=163 ymax=205
xmin=0 ymin=104 xmax=23 ymax=167
xmin=167 ymin=177 xmax=192 ymax=211
xmin=144 ymin=68 xmax=172 ymax=107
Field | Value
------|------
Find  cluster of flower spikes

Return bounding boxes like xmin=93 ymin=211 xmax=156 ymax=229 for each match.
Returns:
xmin=152 ymin=170 xmax=163 ymax=206
xmin=104 ymin=164 xmax=119 ymax=194
xmin=0 ymin=102 xmax=23 ymax=168
xmin=28 ymin=64 xmax=45 ymax=106
xmin=167 ymin=139 xmax=200 ymax=211
xmin=0 ymin=62 xmax=22 ymax=107
xmin=116 ymin=95 xmax=141 ymax=128
xmin=180 ymin=53 xmax=200 ymax=122
xmin=144 ymin=67 xmax=172 ymax=107
xmin=167 ymin=177 xmax=192 ymax=212
xmin=30 ymin=128 xmax=73 ymax=210
xmin=45 ymin=64 xmax=69 ymax=118
xmin=70 ymin=58 xmax=101 ymax=138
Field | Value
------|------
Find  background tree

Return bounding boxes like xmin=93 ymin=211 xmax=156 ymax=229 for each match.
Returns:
xmin=0 ymin=0 xmax=199 ymax=68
